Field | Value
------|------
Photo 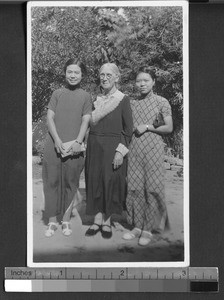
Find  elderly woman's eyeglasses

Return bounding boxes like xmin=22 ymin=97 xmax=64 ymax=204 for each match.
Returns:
xmin=100 ymin=73 xmax=113 ymax=80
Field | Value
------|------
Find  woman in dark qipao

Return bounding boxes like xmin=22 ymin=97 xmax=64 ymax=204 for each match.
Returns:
xmin=42 ymin=59 xmax=92 ymax=237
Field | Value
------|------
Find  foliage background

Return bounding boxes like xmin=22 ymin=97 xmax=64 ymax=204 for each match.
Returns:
xmin=32 ymin=5 xmax=184 ymax=158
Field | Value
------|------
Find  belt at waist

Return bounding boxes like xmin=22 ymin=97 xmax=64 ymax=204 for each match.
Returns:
xmin=90 ymin=132 xmax=120 ymax=137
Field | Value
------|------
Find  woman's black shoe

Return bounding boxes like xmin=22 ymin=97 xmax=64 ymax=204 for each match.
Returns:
xmin=85 ymin=223 xmax=101 ymax=236
xmin=101 ymin=225 xmax=112 ymax=239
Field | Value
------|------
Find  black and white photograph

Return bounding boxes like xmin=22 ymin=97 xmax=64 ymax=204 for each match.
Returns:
xmin=27 ymin=1 xmax=189 ymax=267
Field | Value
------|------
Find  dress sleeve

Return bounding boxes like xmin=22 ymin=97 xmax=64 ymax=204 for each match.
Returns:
xmin=82 ymin=93 xmax=92 ymax=116
xmin=117 ymin=96 xmax=133 ymax=154
xmin=160 ymin=97 xmax=172 ymax=118
xmin=47 ymin=90 xmax=59 ymax=113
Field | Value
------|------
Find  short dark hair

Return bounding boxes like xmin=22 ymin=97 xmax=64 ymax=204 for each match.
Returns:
xmin=63 ymin=58 xmax=87 ymax=75
xmin=136 ymin=66 xmax=156 ymax=81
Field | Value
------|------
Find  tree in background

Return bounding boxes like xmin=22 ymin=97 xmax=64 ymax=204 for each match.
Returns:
xmin=32 ymin=6 xmax=184 ymax=158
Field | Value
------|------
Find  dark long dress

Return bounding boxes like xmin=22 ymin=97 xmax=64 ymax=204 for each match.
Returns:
xmin=85 ymin=94 xmax=133 ymax=219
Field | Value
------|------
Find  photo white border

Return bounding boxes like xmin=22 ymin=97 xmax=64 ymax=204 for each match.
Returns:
xmin=27 ymin=0 xmax=189 ymax=268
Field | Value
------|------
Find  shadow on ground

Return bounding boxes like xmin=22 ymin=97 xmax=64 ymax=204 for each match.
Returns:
xmin=32 ymin=178 xmax=185 ymax=264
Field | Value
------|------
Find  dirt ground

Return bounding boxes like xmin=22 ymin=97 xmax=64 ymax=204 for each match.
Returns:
xmin=31 ymin=163 xmax=185 ymax=264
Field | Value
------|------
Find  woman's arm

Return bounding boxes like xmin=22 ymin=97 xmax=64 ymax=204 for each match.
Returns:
xmin=67 ymin=114 xmax=91 ymax=155
xmin=136 ymin=115 xmax=173 ymax=135
xmin=47 ymin=109 xmax=65 ymax=154
xmin=76 ymin=114 xmax=91 ymax=143
xmin=113 ymin=97 xmax=133 ymax=169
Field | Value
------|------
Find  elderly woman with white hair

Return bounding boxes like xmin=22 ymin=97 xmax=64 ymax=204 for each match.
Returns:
xmin=85 ymin=63 xmax=133 ymax=239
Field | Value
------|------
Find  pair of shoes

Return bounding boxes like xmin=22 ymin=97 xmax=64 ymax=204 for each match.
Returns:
xmin=138 ymin=231 xmax=152 ymax=246
xmin=61 ymin=221 xmax=72 ymax=236
xmin=101 ymin=224 xmax=112 ymax=239
xmin=45 ymin=222 xmax=58 ymax=237
xmin=85 ymin=223 xmax=102 ymax=236
xmin=122 ymin=227 xmax=141 ymax=240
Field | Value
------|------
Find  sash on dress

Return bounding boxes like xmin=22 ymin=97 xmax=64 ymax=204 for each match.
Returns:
xmin=91 ymin=90 xmax=125 ymax=125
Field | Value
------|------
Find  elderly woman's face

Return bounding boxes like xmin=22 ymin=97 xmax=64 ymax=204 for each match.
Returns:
xmin=136 ymin=72 xmax=155 ymax=95
xmin=65 ymin=64 xmax=82 ymax=86
xmin=99 ymin=66 xmax=118 ymax=91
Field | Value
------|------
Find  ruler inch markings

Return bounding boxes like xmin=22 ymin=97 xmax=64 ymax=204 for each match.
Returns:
xmin=4 ymin=267 xmax=219 ymax=293
xmin=4 ymin=267 xmax=218 ymax=281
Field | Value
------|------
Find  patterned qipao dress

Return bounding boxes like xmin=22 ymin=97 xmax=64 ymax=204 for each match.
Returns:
xmin=85 ymin=90 xmax=133 ymax=219
xmin=126 ymin=91 xmax=172 ymax=233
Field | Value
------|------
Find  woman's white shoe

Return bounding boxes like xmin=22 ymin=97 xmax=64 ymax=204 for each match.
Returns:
xmin=122 ymin=228 xmax=141 ymax=240
xmin=62 ymin=221 xmax=72 ymax=236
xmin=138 ymin=231 xmax=152 ymax=246
xmin=45 ymin=222 xmax=58 ymax=237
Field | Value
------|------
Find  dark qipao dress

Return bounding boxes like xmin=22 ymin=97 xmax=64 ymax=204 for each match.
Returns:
xmin=85 ymin=90 xmax=133 ymax=219
xmin=42 ymin=86 xmax=92 ymax=221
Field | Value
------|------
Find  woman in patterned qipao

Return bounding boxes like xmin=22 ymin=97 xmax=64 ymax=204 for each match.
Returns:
xmin=123 ymin=66 xmax=173 ymax=246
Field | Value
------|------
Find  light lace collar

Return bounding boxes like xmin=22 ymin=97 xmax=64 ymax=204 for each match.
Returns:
xmin=92 ymin=90 xmax=125 ymax=125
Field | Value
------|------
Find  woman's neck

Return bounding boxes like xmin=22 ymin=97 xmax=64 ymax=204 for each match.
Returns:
xmin=102 ymin=86 xmax=117 ymax=96
xmin=139 ymin=89 xmax=153 ymax=99
xmin=65 ymin=83 xmax=80 ymax=90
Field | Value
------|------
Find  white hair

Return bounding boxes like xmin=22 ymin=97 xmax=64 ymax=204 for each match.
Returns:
xmin=100 ymin=63 xmax=121 ymax=80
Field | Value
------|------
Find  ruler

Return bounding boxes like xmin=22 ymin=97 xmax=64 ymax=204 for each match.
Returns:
xmin=5 ymin=267 xmax=218 ymax=292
